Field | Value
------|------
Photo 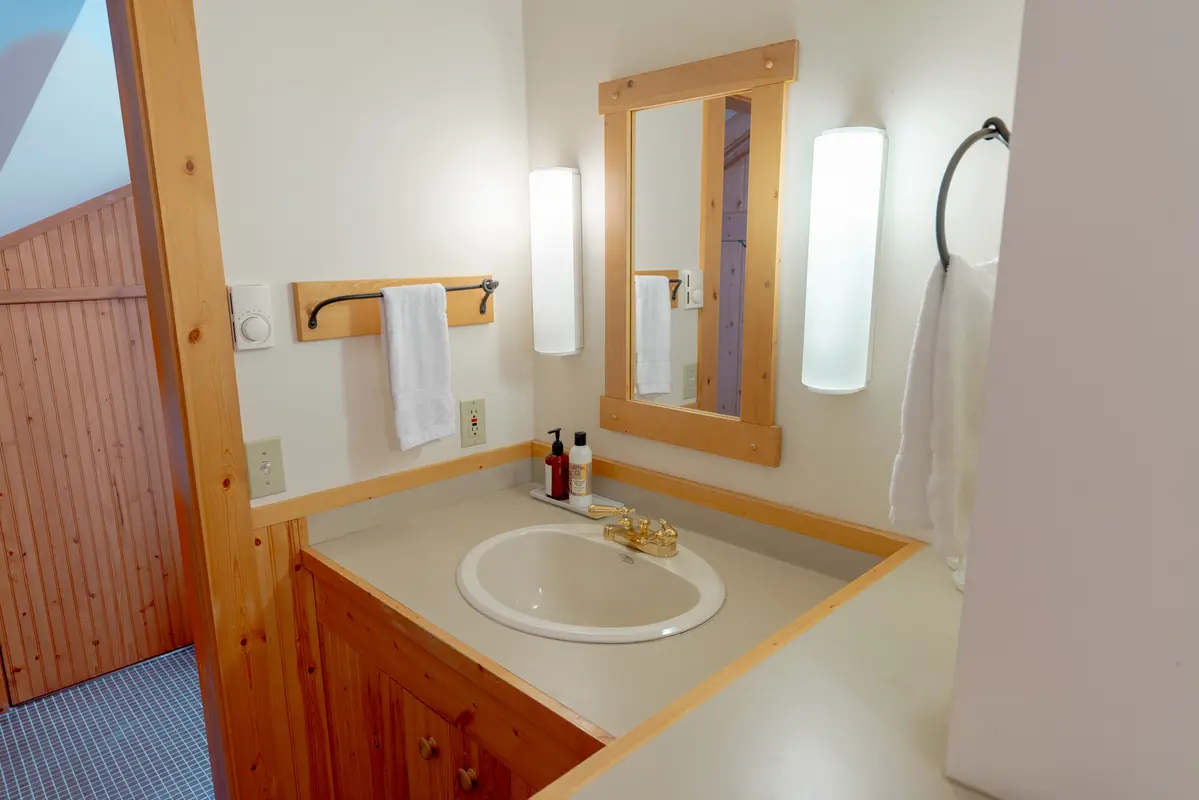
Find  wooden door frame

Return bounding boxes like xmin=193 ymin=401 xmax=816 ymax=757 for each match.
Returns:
xmin=106 ymin=1 xmax=295 ymax=797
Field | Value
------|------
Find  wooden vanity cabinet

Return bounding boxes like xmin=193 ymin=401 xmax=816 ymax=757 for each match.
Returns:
xmin=304 ymin=550 xmax=608 ymax=799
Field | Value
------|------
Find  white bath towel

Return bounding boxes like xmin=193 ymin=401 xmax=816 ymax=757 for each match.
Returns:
xmin=890 ymin=256 xmax=997 ymax=566
xmin=635 ymin=275 xmax=672 ymax=396
xmin=380 ymin=284 xmax=457 ymax=451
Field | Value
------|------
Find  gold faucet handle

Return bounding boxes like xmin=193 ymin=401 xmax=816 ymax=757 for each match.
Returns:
xmin=587 ymin=504 xmax=634 ymax=521
xmin=656 ymin=519 xmax=678 ymax=540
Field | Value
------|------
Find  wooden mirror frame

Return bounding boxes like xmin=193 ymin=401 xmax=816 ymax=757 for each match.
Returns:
xmin=599 ymin=41 xmax=798 ymax=467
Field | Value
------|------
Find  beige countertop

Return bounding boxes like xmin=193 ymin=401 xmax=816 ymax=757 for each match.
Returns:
xmin=563 ymin=546 xmax=988 ymax=800
xmin=313 ymin=483 xmax=848 ymax=736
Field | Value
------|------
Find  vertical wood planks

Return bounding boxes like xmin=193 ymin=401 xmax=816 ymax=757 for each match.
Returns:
xmin=0 ymin=186 xmax=189 ymax=705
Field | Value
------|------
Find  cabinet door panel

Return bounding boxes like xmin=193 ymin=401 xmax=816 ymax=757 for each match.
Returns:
xmin=451 ymin=734 xmax=532 ymax=800
xmin=404 ymin=688 xmax=456 ymax=798
xmin=322 ymin=627 xmax=406 ymax=797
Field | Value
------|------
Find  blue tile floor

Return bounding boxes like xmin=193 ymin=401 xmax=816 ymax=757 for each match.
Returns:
xmin=0 ymin=646 xmax=213 ymax=799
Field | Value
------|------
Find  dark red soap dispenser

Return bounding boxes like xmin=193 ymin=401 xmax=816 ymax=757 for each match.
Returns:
xmin=545 ymin=428 xmax=570 ymax=501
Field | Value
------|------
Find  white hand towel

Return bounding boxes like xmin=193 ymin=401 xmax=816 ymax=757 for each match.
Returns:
xmin=635 ymin=275 xmax=672 ymax=395
xmin=380 ymin=284 xmax=456 ymax=451
xmin=890 ymin=256 xmax=997 ymax=565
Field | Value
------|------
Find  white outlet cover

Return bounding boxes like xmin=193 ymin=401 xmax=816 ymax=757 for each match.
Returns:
xmin=460 ymin=399 xmax=486 ymax=447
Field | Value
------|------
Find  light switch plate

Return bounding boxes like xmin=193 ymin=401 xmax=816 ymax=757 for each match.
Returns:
xmin=683 ymin=363 xmax=698 ymax=401
xmin=246 ymin=437 xmax=286 ymax=499
xmin=460 ymin=399 xmax=486 ymax=447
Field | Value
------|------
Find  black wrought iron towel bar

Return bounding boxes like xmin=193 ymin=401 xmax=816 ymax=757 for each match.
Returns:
xmin=936 ymin=117 xmax=1012 ymax=270
xmin=306 ymin=277 xmax=499 ymax=330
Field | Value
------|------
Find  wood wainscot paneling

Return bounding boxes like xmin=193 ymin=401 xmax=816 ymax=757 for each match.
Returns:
xmin=0 ymin=185 xmax=190 ymax=705
xmin=303 ymin=548 xmax=611 ymax=796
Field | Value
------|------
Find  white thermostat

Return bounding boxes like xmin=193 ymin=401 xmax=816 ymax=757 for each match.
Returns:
xmin=680 ymin=269 xmax=704 ymax=309
xmin=228 ymin=284 xmax=275 ymax=350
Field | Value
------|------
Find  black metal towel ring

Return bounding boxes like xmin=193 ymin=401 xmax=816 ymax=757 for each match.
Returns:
xmin=936 ymin=116 xmax=1012 ymax=270
xmin=307 ymin=277 xmax=499 ymax=330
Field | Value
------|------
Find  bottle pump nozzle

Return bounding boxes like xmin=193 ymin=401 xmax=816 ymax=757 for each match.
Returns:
xmin=547 ymin=428 xmax=564 ymax=455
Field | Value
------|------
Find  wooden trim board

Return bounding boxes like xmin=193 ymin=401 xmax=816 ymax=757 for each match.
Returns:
xmin=697 ymin=96 xmax=726 ymax=413
xmin=536 ymin=541 xmax=925 ymax=798
xmin=737 ymin=82 xmax=788 ymax=426
xmin=604 ymin=111 xmax=633 ymax=399
xmin=530 ymin=440 xmax=915 ymax=558
xmin=0 ymin=285 xmax=148 ymax=304
xmin=600 ymin=395 xmax=782 ymax=467
xmin=598 ymin=40 xmax=798 ymax=114
xmin=292 ymin=275 xmax=495 ymax=342
xmin=249 ymin=441 xmax=532 ymax=529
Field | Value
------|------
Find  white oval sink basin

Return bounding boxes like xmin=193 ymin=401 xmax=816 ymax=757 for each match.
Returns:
xmin=456 ymin=524 xmax=725 ymax=643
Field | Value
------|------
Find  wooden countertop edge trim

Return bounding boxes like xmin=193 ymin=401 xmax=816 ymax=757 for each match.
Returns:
xmin=249 ymin=441 xmax=533 ymax=528
xmin=300 ymin=546 xmax=616 ymax=752
xmin=529 ymin=441 xmax=917 ymax=558
xmin=534 ymin=541 xmax=926 ymax=799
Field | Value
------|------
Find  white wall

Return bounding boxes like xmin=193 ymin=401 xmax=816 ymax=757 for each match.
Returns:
xmin=633 ymin=101 xmax=702 ymax=271
xmin=193 ymin=0 xmax=534 ymax=503
xmin=633 ymin=100 xmax=703 ymax=406
xmin=0 ymin=0 xmax=128 ymax=236
xmin=948 ymin=2 xmax=1199 ymax=797
xmin=524 ymin=0 xmax=1024 ymax=531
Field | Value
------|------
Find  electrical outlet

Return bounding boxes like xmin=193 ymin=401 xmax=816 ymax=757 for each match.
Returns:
xmin=683 ymin=363 xmax=698 ymax=401
xmin=460 ymin=399 xmax=486 ymax=447
xmin=246 ymin=437 xmax=286 ymax=499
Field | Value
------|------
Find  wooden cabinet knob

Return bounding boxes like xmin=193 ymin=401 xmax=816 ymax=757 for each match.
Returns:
xmin=417 ymin=737 xmax=438 ymax=760
xmin=458 ymin=767 xmax=478 ymax=792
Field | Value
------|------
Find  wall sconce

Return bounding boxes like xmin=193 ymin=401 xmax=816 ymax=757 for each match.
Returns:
xmin=529 ymin=167 xmax=583 ymax=355
xmin=801 ymin=127 xmax=887 ymax=394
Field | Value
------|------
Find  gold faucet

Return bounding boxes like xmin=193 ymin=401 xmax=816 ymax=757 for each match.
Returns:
xmin=587 ymin=505 xmax=679 ymax=558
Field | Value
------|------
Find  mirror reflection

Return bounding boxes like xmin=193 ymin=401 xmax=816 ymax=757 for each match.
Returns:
xmin=632 ymin=95 xmax=753 ymax=417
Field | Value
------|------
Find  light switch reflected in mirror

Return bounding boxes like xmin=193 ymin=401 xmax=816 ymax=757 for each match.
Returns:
xmin=631 ymin=95 xmax=753 ymax=418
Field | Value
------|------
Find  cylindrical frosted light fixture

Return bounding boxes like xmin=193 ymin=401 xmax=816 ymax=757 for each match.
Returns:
xmin=801 ymin=127 xmax=887 ymax=394
xmin=530 ymin=167 xmax=583 ymax=355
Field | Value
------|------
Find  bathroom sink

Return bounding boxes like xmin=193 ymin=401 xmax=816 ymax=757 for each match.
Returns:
xmin=456 ymin=524 xmax=725 ymax=643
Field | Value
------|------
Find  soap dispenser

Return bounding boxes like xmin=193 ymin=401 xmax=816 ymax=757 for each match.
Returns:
xmin=545 ymin=429 xmax=570 ymax=501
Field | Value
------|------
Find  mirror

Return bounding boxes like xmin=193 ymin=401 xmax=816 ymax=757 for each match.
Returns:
xmin=599 ymin=40 xmax=795 ymax=466
xmin=631 ymin=95 xmax=754 ymax=417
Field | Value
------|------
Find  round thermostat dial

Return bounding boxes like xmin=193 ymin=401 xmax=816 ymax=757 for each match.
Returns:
xmin=240 ymin=314 xmax=271 ymax=343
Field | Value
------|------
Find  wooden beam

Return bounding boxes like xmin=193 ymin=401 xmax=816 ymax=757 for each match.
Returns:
xmin=598 ymin=40 xmax=798 ymax=114
xmin=108 ymin=0 xmax=298 ymax=795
